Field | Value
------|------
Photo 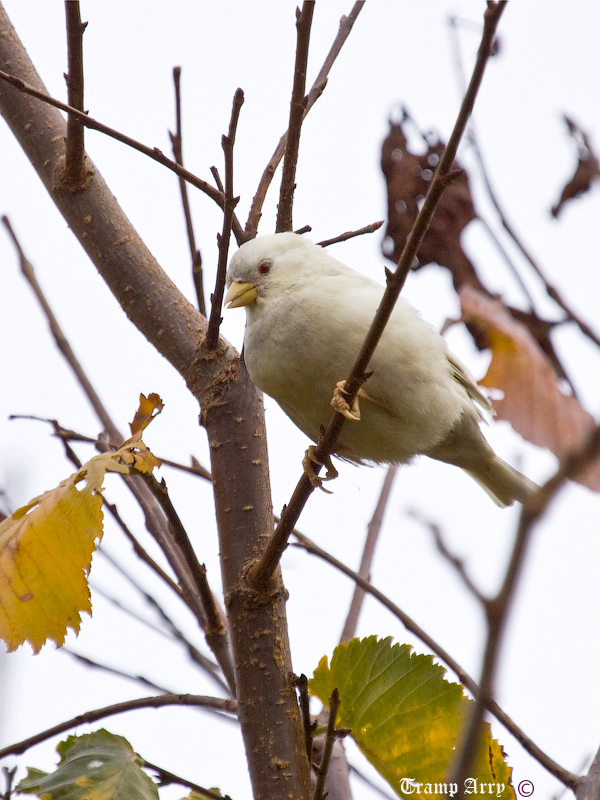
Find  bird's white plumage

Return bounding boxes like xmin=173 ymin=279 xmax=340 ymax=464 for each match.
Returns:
xmin=225 ymin=232 xmax=535 ymax=506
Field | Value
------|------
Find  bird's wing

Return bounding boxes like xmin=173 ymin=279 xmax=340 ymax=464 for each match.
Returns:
xmin=446 ymin=351 xmax=494 ymax=415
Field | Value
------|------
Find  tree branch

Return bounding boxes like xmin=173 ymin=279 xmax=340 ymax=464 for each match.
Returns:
xmin=63 ymin=1 xmax=87 ymax=186
xmin=292 ymin=529 xmax=579 ymax=790
xmin=276 ymin=1 xmax=315 ymax=233
xmin=0 ymin=12 xmax=309 ymax=797
xmin=250 ymin=0 xmax=508 ymax=590
xmin=340 ymin=465 xmax=396 ymax=643
xmin=448 ymin=419 xmax=600 ymax=797
xmin=206 ymin=88 xmax=244 ymax=349
xmin=0 ymin=66 xmax=246 ymax=243
xmin=169 ymin=66 xmax=206 ymax=316
xmin=0 ymin=694 xmax=237 ymax=760
xmin=318 ymin=220 xmax=384 ymax=248
xmin=247 ymin=1 xmax=364 ymax=237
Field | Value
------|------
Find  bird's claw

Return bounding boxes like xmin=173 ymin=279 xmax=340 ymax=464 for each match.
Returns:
xmin=331 ymin=380 xmax=362 ymax=421
xmin=303 ymin=446 xmax=339 ymax=493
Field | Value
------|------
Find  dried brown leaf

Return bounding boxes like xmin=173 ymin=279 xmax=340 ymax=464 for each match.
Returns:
xmin=460 ymin=285 xmax=600 ymax=491
xmin=381 ymin=119 xmax=483 ymax=291
xmin=551 ymin=115 xmax=600 ymax=218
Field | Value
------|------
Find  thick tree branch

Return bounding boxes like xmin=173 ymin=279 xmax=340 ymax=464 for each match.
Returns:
xmin=0 ymin=10 xmax=309 ymax=798
xmin=251 ymin=0 xmax=508 ymax=590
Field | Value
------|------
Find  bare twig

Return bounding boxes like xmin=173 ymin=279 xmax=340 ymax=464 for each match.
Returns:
xmin=449 ymin=18 xmax=600 ymax=349
xmin=313 ymin=689 xmax=345 ymax=800
xmin=276 ymin=1 xmax=315 ymax=233
xmin=295 ymin=674 xmax=314 ymax=762
xmin=206 ymin=88 xmax=244 ymax=349
xmin=3 ymin=217 xmax=120 ymax=442
xmin=2 ymin=220 xmax=231 ymax=662
xmin=408 ymin=509 xmax=486 ymax=603
xmin=247 ymin=1 xmax=364 ymax=236
xmin=1 ymin=767 xmax=17 ymax=800
xmin=144 ymin=760 xmax=233 ymax=800
xmin=318 ymin=220 xmax=385 ymax=248
xmin=250 ymin=0 xmax=508 ymax=590
xmin=292 ymin=528 xmax=578 ymax=789
xmin=64 ymin=649 xmax=175 ymax=695
xmin=340 ymin=466 xmax=397 ymax=643
xmin=94 ymin=550 xmax=230 ymax=694
xmin=169 ymin=66 xmax=206 ymax=316
xmin=448 ymin=420 xmax=600 ymax=797
xmin=140 ymin=474 xmax=235 ymax=694
xmin=63 ymin=1 xmax=87 ymax=186
xmin=0 ymin=69 xmax=245 ymax=244
xmin=0 ymin=694 xmax=238 ymax=760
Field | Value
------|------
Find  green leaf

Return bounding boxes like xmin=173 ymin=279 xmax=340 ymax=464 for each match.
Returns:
xmin=16 ymin=729 xmax=159 ymax=800
xmin=310 ymin=637 xmax=514 ymax=800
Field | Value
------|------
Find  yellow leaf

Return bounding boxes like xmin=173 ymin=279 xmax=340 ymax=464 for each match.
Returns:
xmin=0 ymin=439 xmax=159 ymax=653
xmin=129 ymin=393 xmax=164 ymax=436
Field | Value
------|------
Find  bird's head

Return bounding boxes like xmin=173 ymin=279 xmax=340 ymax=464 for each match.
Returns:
xmin=225 ymin=232 xmax=325 ymax=309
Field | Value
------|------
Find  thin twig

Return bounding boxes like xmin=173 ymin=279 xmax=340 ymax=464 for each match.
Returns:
xmin=2 ymin=217 xmax=120 ymax=442
xmin=64 ymin=649 xmax=174 ymax=695
xmin=97 ymin=547 xmax=230 ymax=694
xmin=0 ymin=70 xmax=246 ymax=244
xmin=140 ymin=474 xmax=236 ymax=694
xmin=250 ymin=0 xmax=507 ymax=590
xmin=295 ymin=674 xmax=314 ymax=762
xmin=292 ymin=529 xmax=579 ymax=790
xmin=340 ymin=465 xmax=397 ymax=643
xmin=3 ymin=219 xmax=226 ymax=646
xmin=313 ymin=689 xmax=343 ymax=800
xmin=206 ymin=88 xmax=244 ymax=349
xmin=63 ymin=1 xmax=87 ymax=186
xmin=408 ymin=509 xmax=486 ymax=603
xmin=275 ymin=1 xmax=315 ymax=233
xmin=169 ymin=66 xmax=206 ymax=316
xmin=0 ymin=694 xmax=238 ymax=760
xmin=247 ymin=1 xmax=364 ymax=236
xmin=318 ymin=220 xmax=385 ymax=248
xmin=449 ymin=17 xmax=600 ymax=349
xmin=144 ymin=760 xmax=233 ymax=800
xmin=448 ymin=419 xmax=600 ymax=797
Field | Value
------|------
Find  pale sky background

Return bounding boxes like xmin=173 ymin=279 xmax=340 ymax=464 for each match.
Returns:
xmin=1 ymin=2 xmax=600 ymax=799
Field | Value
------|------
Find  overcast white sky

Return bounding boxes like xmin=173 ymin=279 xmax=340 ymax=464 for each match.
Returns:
xmin=1 ymin=3 xmax=600 ymax=799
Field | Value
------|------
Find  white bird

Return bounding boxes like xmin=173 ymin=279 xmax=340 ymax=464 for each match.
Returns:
xmin=225 ymin=232 xmax=536 ymax=506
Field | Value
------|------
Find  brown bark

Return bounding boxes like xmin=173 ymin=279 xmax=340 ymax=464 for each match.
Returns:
xmin=0 ymin=6 xmax=310 ymax=798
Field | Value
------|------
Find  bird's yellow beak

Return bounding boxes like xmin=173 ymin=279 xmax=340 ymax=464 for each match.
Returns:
xmin=224 ymin=281 xmax=259 ymax=309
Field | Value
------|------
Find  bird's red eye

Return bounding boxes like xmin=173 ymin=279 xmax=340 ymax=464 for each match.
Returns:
xmin=258 ymin=261 xmax=271 ymax=275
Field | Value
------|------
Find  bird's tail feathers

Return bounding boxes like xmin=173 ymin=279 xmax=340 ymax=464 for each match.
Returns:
xmin=464 ymin=457 xmax=538 ymax=508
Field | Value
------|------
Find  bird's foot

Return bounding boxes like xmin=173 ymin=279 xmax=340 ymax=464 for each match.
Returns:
xmin=303 ymin=446 xmax=339 ymax=493
xmin=331 ymin=380 xmax=362 ymax=421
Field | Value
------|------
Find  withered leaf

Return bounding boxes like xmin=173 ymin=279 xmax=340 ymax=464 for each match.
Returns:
xmin=551 ymin=114 xmax=600 ymax=218
xmin=381 ymin=118 xmax=484 ymax=292
xmin=460 ymin=286 xmax=600 ymax=491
